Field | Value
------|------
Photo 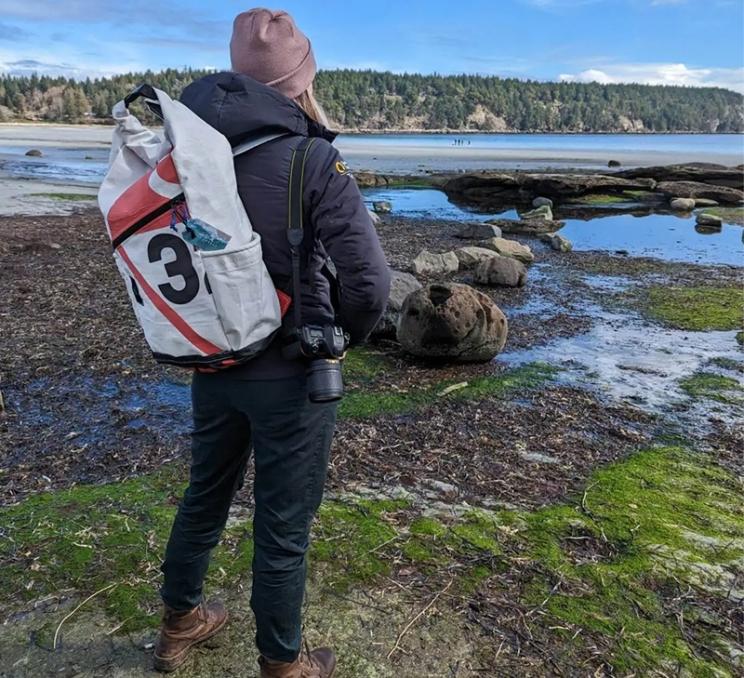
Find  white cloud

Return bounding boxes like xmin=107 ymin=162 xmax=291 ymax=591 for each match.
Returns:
xmin=0 ymin=46 xmax=149 ymax=80
xmin=559 ymin=62 xmax=744 ymax=93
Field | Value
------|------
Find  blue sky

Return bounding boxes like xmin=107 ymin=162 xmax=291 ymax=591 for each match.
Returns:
xmin=0 ymin=0 xmax=743 ymax=92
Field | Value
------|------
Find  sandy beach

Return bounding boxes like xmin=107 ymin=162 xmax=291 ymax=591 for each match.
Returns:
xmin=1 ymin=124 xmax=743 ymax=203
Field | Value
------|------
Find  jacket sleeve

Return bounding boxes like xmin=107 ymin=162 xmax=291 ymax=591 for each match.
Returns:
xmin=303 ymin=140 xmax=391 ymax=344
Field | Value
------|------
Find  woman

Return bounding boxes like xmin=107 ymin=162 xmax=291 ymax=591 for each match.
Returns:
xmin=153 ymin=9 xmax=391 ymax=677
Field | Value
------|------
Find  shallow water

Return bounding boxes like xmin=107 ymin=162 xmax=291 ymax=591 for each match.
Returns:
xmin=0 ymin=144 xmax=107 ymax=185
xmin=500 ymin=309 xmax=743 ymax=412
xmin=9 ymin=375 xmax=190 ymax=452
xmin=363 ymin=187 xmax=519 ymax=221
xmin=365 ymin=187 xmax=743 ymax=266
xmin=558 ymin=212 xmax=743 ymax=266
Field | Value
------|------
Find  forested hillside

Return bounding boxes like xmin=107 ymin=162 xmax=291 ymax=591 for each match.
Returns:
xmin=1 ymin=68 xmax=742 ymax=132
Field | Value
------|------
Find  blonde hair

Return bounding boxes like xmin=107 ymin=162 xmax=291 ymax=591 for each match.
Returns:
xmin=294 ymin=84 xmax=330 ymax=129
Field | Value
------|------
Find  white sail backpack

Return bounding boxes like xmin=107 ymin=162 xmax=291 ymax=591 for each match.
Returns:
xmin=98 ymin=85 xmax=290 ymax=370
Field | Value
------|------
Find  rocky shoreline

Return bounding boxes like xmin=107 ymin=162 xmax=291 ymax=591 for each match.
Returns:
xmin=357 ymin=162 xmax=744 ymax=206
xmin=1 ymin=162 xmax=742 ymax=677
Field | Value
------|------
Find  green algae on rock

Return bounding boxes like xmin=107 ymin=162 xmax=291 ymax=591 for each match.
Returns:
xmin=679 ymin=372 xmax=743 ymax=404
xmin=338 ymin=361 xmax=558 ymax=419
xmin=2 ymin=445 xmax=741 ymax=675
xmin=644 ymin=286 xmax=743 ymax=331
xmin=29 ymin=192 xmax=98 ymax=201
xmin=699 ymin=206 xmax=744 ymax=226
xmin=511 ymin=446 xmax=744 ymax=676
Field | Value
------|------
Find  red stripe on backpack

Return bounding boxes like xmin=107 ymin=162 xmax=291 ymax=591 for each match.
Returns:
xmin=118 ymin=247 xmax=222 ymax=355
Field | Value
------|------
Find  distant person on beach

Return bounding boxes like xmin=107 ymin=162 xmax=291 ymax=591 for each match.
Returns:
xmin=153 ymin=8 xmax=390 ymax=677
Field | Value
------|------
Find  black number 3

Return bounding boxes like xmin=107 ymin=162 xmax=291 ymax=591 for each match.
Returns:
xmin=147 ymin=234 xmax=199 ymax=304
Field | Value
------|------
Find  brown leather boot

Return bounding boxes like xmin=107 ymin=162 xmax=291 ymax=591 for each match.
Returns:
xmin=153 ymin=600 xmax=228 ymax=672
xmin=258 ymin=645 xmax=336 ymax=678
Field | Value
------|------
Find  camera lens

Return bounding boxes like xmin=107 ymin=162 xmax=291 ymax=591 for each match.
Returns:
xmin=307 ymin=358 xmax=344 ymax=403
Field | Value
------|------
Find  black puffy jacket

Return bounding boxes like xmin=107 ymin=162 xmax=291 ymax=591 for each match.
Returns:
xmin=181 ymin=72 xmax=390 ymax=379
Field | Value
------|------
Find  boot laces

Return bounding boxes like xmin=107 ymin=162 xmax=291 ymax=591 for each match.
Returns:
xmin=299 ymin=640 xmax=322 ymax=677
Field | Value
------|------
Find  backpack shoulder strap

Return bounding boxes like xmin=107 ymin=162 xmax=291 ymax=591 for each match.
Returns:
xmin=232 ymin=132 xmax=289 ymax=157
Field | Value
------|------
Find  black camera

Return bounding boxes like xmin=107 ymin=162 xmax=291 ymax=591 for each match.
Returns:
xmin=283 ymin=325 xmax=350 ymax=403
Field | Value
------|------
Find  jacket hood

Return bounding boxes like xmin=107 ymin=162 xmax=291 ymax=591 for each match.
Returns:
xmin=180 ymin=71 xmax=336 ymax=145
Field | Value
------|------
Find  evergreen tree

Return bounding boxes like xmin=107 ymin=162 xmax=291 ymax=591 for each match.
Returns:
xmin=0 ymin=68 xmax=741 ymax=132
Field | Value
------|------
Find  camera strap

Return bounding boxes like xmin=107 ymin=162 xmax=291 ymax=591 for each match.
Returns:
xmin=287 ymin=136 xmax=318 ymax=329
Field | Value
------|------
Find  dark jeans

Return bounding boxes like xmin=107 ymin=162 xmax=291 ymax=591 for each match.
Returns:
xmin=160 ymin=372 xmax=337 ymax=662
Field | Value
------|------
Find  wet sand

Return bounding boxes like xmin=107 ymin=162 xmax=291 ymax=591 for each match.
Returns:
xmin=337 ymin=137 xmax=744 ymax=173
xmin=2 ymin=124 xmax=743 ymax=184
xmin=0 ymin=176 xmax=97 ymax=216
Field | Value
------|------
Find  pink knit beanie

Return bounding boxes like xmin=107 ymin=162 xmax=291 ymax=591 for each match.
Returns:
xmin=230 ymin=8 xmax=317 ymax=99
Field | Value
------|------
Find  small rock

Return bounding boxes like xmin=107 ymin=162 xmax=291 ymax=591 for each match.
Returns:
xmin=548 ymin=234 xmax=572 ymax=253
xmin=474 ymin=255 xmax=527 ymax=287
xmin=372 ymin=200 xmax=392 ymax=214
xmin=25 ymin=148 xmax=43 ymax=157
xmin=694 ymin=198 xmax=719 ymax=207
xmin=372 ymin=270 xmax=422 ymax=339
xmin=0 ymin=390 xmax=4 ymax=414
xmin=411 ymin=250 xmax=459 ymax=277
xmin=454 ymin=246 xmax=499 ymax=269
xmin=520 ymin=451 xmax=560 ymax=464
xmin=50 ymin=243 xmax=62 ymax=250
xmin=736 ymin=331 xmax=743 ymax=346
xmin=456 ymin=222 xmax=502 ymax=240
xmin=497 ymin=218 xmax=564 ymax=236
xmin=397 ymin=282 xmax=508 ymax=361
xmin=479 ymin=237 xmax=535 ymax=264
xmin=521 ymin=205 xmax=553 ymax=221
xmin=438 ymin=382 xmax=468 ymax=396
xmin=696 ymin=212 xmax=723 ymax=228
xmin=608 ymin=159 xmax=622 ymax=168
xmin=670 ymin=197 xmax=696 ymax=211
xmin=532 ymin=196 xmax=553 ymax=208
xmin=425 ymin=479 xmax=459 ymax=497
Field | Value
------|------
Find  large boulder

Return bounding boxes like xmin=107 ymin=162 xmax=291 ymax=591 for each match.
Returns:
xmin=532 ymin=196 xmax=553 ymax=208
xmin=474 ymin=255 xmax=527 ymax=287
xmin=397 ymin=283 xmax=508 ymax=361
xmin=656 ymin=181 xmax=744 ymax=205
xmin=411 ymin=250 xmax=460 ymax=277
xmin=479 ymin=237 xmax=535 ymax=264
xmin=453 ymin=246 xmax=499 ymax=269
xmin=355 ymin=172 xmax=390 ymax=188
xmin=25 ymin=149 xmax=43 ymax=157
xmin=670 ymin=197 xmax=696 ymax=211
xmin=456 ymin=222 xmax=502 ymax=240
xmin=616 ymin=163 xmax=744 ymax=189
xmin=548 ymin=234 xmax=573 ymax=253
xmin=696 ymin=212 xmax=723 ymax=229
xmin=372 ymin=270 xmax=422 ymax=339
